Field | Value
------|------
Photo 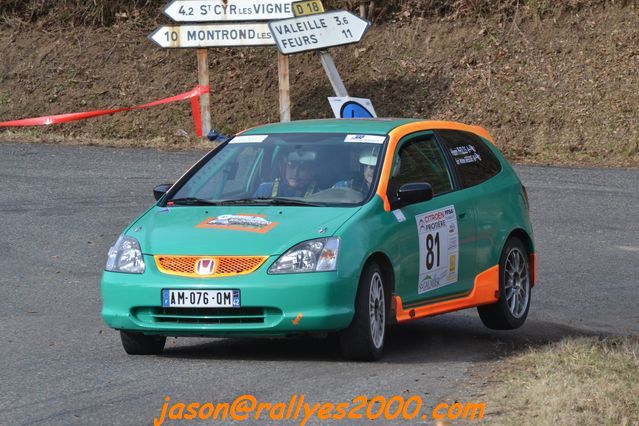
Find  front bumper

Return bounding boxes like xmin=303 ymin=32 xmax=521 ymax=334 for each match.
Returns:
xmin=101 ymin=255 xmax=356 ymax=336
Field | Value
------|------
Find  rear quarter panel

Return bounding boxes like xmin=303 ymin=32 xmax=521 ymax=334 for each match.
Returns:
xmin=473 ymin=139 xmax=535 ymax=271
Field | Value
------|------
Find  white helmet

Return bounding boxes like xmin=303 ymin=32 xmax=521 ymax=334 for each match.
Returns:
xmin=358 ymin=146 xmax=379 ymax=167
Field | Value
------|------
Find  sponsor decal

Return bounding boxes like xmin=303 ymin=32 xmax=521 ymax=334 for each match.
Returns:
xmin=392 ymin=209 xmax=406 ymax=223
xmin=344 ymin=134 xmax=386 ymax=144
xmin=230 ymin=134 xmax=268 ymax=143
xmin=196 ymin=213 xmax=279 ymax=233
xmin=449 ymin=144 xmax=482 ymax=165
xmin=416 ymin=205 xmax=459 ymax=294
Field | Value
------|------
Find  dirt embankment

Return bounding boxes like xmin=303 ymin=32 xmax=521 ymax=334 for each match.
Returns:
xmin=0 ymin=2 xmax=637 ymax=166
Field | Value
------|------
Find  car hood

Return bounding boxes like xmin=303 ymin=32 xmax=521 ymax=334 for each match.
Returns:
xmin=129 ymin=205 xmax=360 ymax=256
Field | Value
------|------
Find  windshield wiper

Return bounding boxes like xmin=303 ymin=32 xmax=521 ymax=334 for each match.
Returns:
xmin=167 ymin=197 xmax=219 ymax=206
xmin=220 ymin=197 xmax=322 ymax=207
xmin=267 ymin=197 xmax=323 ymax=206
xmin=218 ymin=198 xmax=271 ymax=205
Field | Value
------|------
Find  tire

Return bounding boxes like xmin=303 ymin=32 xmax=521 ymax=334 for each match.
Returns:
xmin=120 ymin=331 xmax=166 ymax=355
xmin=478 ymin=237 xmax=532 ymax=330
xmin=339 ymin=262 xmax=387 ymax=361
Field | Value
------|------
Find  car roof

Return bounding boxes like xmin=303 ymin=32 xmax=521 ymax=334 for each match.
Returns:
xmin=240 ymin=118 xmax=492 ymax=142
xmin=240 ymin=118 xmax=422 ymax=135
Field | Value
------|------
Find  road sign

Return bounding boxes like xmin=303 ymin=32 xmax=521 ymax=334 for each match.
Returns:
xmin=268 ymin=10 xmax=371 ymax=55
xmin=163 ymin=0 xmax=294 ymax=22
xmin=292 ymin=0 xmax=324 ymax=17
xmin=329 ymin=97 xmax=377 ymax=118
xmin=149 ymin=23 xmax=275 ymax=48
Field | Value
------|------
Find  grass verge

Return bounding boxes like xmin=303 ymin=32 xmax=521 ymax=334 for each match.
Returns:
xmin=482 ymin=336 xmax=639 ymax=425
xmin=0 ymin=130 xmax=213 ymax=151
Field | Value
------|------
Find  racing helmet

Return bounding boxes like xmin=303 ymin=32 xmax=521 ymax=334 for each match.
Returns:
xmin=358 ymin=146 xmax=380 ymax=167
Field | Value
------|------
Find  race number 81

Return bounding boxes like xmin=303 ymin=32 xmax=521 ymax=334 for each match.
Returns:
xmin=425 ymin=232 xmax=440 ymax=270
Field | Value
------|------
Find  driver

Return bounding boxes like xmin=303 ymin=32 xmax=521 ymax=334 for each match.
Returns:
xmin=334 ymin=147 xmax=379 ymax=193
xmin=254 ymin=151 xmax=319 ymax=198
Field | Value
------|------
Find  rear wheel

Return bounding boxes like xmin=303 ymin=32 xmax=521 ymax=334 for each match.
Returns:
xmin=120 ymin=331 xmax=166 ymax=355
xmin=339 ymin=262 xmax=386 ymax=361
xmin=478 ymin=237 xmax=531 ymax=330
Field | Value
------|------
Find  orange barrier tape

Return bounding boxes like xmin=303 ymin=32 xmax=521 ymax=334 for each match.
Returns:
xmin=0 ymin=85 xmax=210 ymax=137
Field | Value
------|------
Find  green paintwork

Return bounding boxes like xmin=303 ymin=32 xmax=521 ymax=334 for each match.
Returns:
xmin=241 ymin=118 xmax=420 ymax=135
xmin=101 ymin=119 xmax=534 ymax=337
xmin=132 ymin=205 xmax=360 ymax=256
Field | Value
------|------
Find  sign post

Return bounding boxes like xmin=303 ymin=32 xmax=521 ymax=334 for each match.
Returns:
xmin=319 ymin=52 xmax=348 ymax=97
xmin=328 ymin=96 xmax=377 ymax=118
xmin=277 ymin=54 xmax=291 ymax=122
xmin=268 ymin=10 xmax=371 ymax=55
xmin=196 ymin=49 xmax=212 ymax=136
xmin=150 ymin=0 xmax=297 ymax=133
xmin=148 ymin=23 xmax=275 ymax=48
xmin=290 ymin=1 xmax=348 ymax=97
xmin=271 ymin=7 xmax=373 ymax=109
xmin=163 ymin=0 xmax=294 ymax=22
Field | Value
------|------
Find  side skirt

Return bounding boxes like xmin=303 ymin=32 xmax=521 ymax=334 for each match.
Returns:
xmin=394 ymin=265 xmax=500 ymax=323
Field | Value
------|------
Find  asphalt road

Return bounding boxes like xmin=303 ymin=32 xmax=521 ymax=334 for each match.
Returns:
xmin=0 ymin=143 xmax=637 ymax=425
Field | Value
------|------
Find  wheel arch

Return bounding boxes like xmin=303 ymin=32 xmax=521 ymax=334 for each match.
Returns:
xmin=364 ymin=252 xmax=396 ymax=310
xmin=504 ymin=228 xmax=536 ymax=286
xmin=506 ymin=228 xmax=534 ymax=254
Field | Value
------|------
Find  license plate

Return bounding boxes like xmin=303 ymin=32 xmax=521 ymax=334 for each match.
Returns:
xmin=161 ymin=289 xmax=240 ymax=308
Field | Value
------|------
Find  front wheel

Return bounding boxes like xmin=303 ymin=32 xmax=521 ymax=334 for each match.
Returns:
xmin=120 ymin=331 xmax=166 ymax=355
xmin=478 ymin=237 xmax=531 ymax=330
xmin=339 ymin=262 xmax=387 ymax=361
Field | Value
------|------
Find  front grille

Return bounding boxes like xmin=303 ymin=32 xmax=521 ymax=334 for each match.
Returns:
xmin=142 ymin=307 xmax=266 ymax=324
xmin=154 ymin=255 xmax=268 ymax=278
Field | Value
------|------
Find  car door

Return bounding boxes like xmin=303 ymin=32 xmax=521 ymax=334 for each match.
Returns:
xmin=386 ymin=132 xmax=478 ymax=306
xmin=436 ymin=129 xmax=505 ymax=273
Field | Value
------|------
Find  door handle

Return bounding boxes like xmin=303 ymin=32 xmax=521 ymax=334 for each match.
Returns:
xmin=458 ymin=212 xmax=466 ymax=219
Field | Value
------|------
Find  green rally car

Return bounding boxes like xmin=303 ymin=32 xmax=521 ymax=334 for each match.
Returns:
xmin=101 ymin=118 xmax=535 ymax=360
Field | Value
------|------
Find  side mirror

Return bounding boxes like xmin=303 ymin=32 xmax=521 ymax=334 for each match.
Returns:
xmin=153 ymin=183 xmax=173 ymax=201
xmin=392 ymin=183 xmax=433 ymax=209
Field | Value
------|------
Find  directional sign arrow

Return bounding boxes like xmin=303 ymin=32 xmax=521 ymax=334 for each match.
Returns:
xmin=149 ymin=23 xmax=275 ymax=48
xmin=164 ymin=0 xmax=294 ymax=22
xmin=268 ymin=10 xmax=371 ymax=55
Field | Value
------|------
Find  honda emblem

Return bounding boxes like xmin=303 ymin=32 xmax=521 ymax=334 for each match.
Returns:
xmin=195 ymin=258 xmax=215 ymax=275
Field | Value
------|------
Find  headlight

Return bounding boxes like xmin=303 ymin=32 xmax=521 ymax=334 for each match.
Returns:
xmin=105 ymin=235 xmax=146 ymax=274
xmin=268 ymin=237 xmax=340 ymax=274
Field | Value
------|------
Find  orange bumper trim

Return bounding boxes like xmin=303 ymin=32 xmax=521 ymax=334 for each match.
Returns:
xmin=394 ymin=265 xmax=500 ymax=322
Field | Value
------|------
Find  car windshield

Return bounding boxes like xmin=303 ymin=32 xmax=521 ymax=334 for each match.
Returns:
xmin=169 ymin=132 xmax=387 ymax=206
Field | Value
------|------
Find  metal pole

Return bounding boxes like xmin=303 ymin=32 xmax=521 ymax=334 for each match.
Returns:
xmin=359 ymin=0 xmax=368 ymax=18
xmin=319 ymin=51 xmax=349 ymax=97
xmin=196 ymin=49 xmax=211 ymax=138
xmin=277 ymin=53 xmax=291 ymax=122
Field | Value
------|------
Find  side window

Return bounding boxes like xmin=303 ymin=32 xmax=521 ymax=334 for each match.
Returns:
xmin=438 ymin=130 xmax=502 ymax=188
xmin=387 ymin=136 xmax=453 ymax=198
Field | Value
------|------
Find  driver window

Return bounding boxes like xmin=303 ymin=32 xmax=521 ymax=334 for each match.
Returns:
xmin=388 ymin=136 xmax=453 ymax=199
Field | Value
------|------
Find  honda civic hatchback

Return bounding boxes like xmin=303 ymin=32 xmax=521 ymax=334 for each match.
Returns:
xmin=101 ymin=118 xmax=535 ymax=360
